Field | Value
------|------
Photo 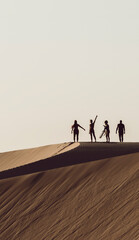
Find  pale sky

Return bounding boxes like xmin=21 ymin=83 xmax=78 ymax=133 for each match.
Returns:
xmin=0 ymin=0 xmax=139 ymax=152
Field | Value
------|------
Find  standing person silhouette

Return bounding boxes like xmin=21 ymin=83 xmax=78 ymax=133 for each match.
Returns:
xmin=89 ymin=115 xmax=98 ymax=142
xmin=71 ymin=120 xmax=85 ymax=142
xmin=116 ymin=120 xmax=125 ymax=142
xmin=100 ymin=120 xmax=110 ymax=142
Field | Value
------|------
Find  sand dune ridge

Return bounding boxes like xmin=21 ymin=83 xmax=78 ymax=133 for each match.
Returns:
xmin=0 ymin=142 xmax=139 ymax=240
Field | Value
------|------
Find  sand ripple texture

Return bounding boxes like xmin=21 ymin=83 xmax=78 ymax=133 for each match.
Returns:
xmin=0 ymin=142 xmax=139 ymax=240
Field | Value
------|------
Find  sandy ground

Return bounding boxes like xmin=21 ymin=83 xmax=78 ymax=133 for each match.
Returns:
xmin=0 ymin=142 xmax=79 ymax=172
xmin=0 ymin=142 xmax=139 ymax=240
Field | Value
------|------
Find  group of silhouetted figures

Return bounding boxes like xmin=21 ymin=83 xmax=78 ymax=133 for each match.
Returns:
xmin=71 ymin=116 xmax=125 ymax=143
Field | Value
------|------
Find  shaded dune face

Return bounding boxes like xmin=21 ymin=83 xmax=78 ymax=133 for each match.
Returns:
xmin=0 ymin=142 xmax=79 ymax=172
xmin=0 ymin=142 xmax=139 ymax=179
xmin=0 ymin=143 xmax=139 ymax=240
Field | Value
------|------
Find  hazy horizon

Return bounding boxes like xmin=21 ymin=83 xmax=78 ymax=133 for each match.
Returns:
xmin=0 ymin=0 xmax=139 ymax=152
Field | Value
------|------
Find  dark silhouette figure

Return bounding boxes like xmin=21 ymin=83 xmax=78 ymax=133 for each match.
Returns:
xmin=100 ymin=120 xmax=110 ymax=142
xmin=71 ymin=120 xmax=85 ymax=142
xmin=116 ymin=120 xmax=125 ymax=142
xmin=89 ymin=115 xmax=98 ymax=142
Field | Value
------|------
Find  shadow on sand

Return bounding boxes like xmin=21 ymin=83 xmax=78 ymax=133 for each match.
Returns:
xmin=0 ymin=142 xmax=139 ymax=179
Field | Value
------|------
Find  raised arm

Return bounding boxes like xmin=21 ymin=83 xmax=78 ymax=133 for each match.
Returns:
xmin=94 ymin=115 xmax=98 ymax=124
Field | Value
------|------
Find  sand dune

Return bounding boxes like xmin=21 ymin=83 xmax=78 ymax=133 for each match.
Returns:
xmin=0 ymin=142 xmax=79 ymax=172
xmin=0 ymin=142 xmax=139 ymax=240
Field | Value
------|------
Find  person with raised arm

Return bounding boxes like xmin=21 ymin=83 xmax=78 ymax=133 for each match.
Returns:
xmin=89 ymin=115 xmax=98 ymax=142
xmin=71 ymin=120 xmax=85 ymax=142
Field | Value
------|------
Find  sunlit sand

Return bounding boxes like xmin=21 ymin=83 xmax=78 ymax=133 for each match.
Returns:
xmin=0 ymin=142 xmax=139 ymax=239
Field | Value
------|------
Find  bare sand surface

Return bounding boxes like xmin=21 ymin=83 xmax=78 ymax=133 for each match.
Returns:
xmin=0 ymin=142 xmax=79 ymax=172
xmin=0 ymin=142 xmax=139 ymax=240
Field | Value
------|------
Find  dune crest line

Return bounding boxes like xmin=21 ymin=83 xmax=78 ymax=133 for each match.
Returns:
xmin=0 ymin=142 xmax=139 ymax=179
xmin=0 ymin=142 xmax=79 ymax=173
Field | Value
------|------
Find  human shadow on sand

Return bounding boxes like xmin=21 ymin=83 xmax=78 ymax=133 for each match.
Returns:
xmin=0 ymin=142 xmax=139 ymax=179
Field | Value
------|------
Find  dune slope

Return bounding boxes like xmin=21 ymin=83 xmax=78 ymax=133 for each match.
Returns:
xmin=0 ymin=142 xmax=79 ymax=172
xmin=0 ymin=142 xmax=139 ymax=240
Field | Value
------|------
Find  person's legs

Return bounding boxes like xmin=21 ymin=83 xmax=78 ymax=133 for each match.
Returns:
xmin=77 ymin=133 xmax=79 ymax=142
xmin=92 ymin=130 xmax=96 ymax=142
xmin=107 ymin=132 xmax=110 ymax=142
xmin=105 ymin=130 xmax=108 ymax=142
xmin=74 ymin=133 xmax=75 ymax=142
xmin=119 ymin=133 xmax=123 ymax=142
xmin=106 ymin=135 xmax=109 ymax=142
xmin=121 ymin=134 xmax=123 ymax=142
xmin=90 ymin=133 xmax=93 ymax=142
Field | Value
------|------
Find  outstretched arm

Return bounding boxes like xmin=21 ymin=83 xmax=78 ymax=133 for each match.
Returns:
xmin=78 ymin=125 xmax=85 ymax=131
xmin=94 ymin=115 xmax=98 ymax=124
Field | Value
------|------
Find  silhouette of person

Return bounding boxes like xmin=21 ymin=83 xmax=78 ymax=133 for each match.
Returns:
xmin=89 ymin=115 xmax=98 ymax=142
xmin=116 ymin=120 xmax=125 ymax=142
xmin=71 ymin=120 xmax=85 ymax=142
xmin=100 ymin=120 xmax=110 ymax=142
